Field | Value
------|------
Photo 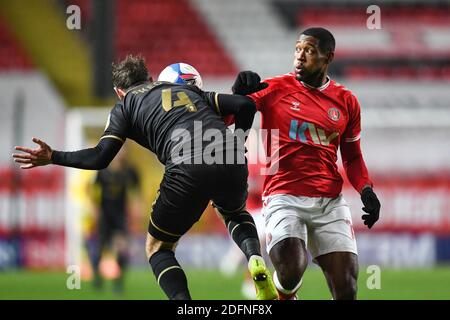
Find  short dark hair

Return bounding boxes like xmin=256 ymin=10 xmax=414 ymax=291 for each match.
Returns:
xmin=112 ymin=54 xmax=149 ymax=90
xmin=301 ymin=27 xmax=335 ymax=54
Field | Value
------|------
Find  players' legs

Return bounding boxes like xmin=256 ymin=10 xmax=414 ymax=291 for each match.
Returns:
xmin=308 ymin=194 xmax=358 ymax=300
xmin=113 ymin=232 xmax=128 ymax=271
xmin=91 ymin=242 xmax=104 ymax=289
xmin=112 ymin=231 xmax=128 ymax=293
xmin=146 ymin=169 xmax=211 ymax=300
xmin=240 ymin=211 xmax=268 ymax=299
xmin=315 ymin=252 xmax=358 ymax=300
xmin=92 ymin=224 xmax=109 ymax=290
xmin=269 ymin=238 xmax=308 ymax=298
xmin=212 ymin=164 xmax=277 ymax=300
xmin=213 ymin=204 xmax=279 ymax=300
xmin=213 ymin=164 xmax=261 ymax=262
xmin=213 ymin=204 xmax=262 ymax=261
xmin=264 ymin=194 xmax=310 ymax=299
xmin=145 ymin=232 xmax=191 ymax=300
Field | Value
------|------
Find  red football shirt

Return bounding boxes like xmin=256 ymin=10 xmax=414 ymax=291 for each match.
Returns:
xmin=249 ymin=72 xmax=364 ymax=198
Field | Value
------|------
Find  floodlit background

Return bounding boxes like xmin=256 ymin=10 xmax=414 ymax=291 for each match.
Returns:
xmin=0 ymin=0 xmax=449 ymax=299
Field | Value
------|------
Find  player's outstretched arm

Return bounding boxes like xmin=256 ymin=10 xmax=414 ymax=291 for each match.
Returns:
xmin=217 ymin=94 xmax=257 ymax=132
xmin=13 ymin=137 xmax=123 ymax=170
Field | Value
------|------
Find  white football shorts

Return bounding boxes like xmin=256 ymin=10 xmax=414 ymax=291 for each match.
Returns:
xmin=262 ymin=194 xmax=357 ymax=260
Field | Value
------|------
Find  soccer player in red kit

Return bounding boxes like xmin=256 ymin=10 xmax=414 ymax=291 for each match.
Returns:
xmin=232 ymin=27 xmax=381 ymax=300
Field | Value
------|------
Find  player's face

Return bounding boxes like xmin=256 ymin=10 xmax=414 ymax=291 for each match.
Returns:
xmin=293 ymin=35 xmax=330 ymax=84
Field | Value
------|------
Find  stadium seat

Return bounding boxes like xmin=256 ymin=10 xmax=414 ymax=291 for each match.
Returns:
xmin=114 ymin=0 xmax=237 ymax=77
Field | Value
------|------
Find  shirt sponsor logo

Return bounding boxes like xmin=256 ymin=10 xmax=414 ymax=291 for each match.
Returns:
xmin=289 ymin=120 xmax=339 ymax=146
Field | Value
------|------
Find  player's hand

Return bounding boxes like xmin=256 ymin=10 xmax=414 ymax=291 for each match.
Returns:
xmin=232 ymin=71 xmax=268 ymax=95
xmin=361 ymin=187 xmax=380 ymax=229
xmin=12 ymin=137 xmax=53 ymax=169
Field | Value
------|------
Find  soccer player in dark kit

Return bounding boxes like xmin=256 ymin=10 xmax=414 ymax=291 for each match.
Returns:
xmin=91 ymin=148 xmax=140 ymax=293
xmin=12 ymin=55 xmax=277 ymax=300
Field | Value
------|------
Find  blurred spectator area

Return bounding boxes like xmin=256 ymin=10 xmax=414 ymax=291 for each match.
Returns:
xmin=272 ymin=0 xmax=450 ymax=80
xmin=0 ymin=18 xmax=33 ymax=70
xmin=2 ymin=0 xmax=449 ymax=80
xmin=69 ymin=0 xmax=238 ymax=77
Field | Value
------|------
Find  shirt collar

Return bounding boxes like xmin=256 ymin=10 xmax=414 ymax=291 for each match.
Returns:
xmin=300 ymin=76 xmax=331 ymax=91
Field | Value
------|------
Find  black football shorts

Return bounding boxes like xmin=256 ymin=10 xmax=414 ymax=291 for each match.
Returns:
xmin=148 ymin=163 xmax=248 ymax=242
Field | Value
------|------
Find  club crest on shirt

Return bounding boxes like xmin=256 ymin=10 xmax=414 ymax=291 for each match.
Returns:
xmin=290 ymin=101 xmax=300 ymax=111
xmin=328 ymin=107 xmax=340 ymax=121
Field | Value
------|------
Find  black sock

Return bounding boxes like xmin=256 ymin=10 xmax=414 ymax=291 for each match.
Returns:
xmin=117 ymin=252 xmax=128 ymax=272
xmin=225 ymin=211 xmax=261 ymax=261
xmin=92 ymin=250 xmax=101 ymax=280
xmin=115 ymin=252 xmax=128 ymax=290
xmin=149 ymin=249 xmax=191 ymax=300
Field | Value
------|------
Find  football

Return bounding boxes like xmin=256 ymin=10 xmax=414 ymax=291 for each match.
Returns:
xmin=157 ymin=62 xmax=203 ymax=89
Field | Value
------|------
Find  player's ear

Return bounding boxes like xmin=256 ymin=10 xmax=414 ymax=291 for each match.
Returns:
xmin=327 ymin=51 xmax=334 ymax=64
xmin=114 ymin=87 xmax=126 ymax=100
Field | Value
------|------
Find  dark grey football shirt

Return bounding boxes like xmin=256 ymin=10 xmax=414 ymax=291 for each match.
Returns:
xmin=103 ymin=81 xmax=244 ymax=168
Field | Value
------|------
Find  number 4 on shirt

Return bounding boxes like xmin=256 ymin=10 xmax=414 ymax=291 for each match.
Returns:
xmin=161 ymin=88 xmax=197 ymax=112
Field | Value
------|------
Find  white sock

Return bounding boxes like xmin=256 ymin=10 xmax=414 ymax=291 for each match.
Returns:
xmin=273 ymin=271 xmax=302 ymax=294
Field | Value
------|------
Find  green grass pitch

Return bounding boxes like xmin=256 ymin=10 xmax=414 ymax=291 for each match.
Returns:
xmin=0 ymin=267 xmax=449 ymax=300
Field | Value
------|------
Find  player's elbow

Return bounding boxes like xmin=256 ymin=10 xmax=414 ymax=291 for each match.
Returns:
xmin=91 ymin=139 xmax=121 ymax=170
xmin=94 ymin=161 xmax=109 ymax=170
xmin=96 ymin=155 xmax=115 ymax=170
xmin=88 ymin=154 xmax=113 ymax=170
xmin=340 ymin=142 xmax=362 ymax=165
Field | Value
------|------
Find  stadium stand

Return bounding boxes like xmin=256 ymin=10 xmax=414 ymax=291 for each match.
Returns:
xmin=70 ymin=0 xmax=238 ymax=77
xmin=273 ymin=0 xmax=450 ymax=80
xmin=0 ymin=18 xmax=33 ymax=70
xmin=192 ymin=0 xmax=295 ymax=78
xmin=114 ymin=0 xmax=238 ymax=77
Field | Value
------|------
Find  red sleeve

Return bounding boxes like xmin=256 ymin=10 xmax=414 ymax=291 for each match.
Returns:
xmin=340 ymin=94 xmax=372 ymax=193
xmin=340 ymin=139 xmax=373 ymax=193
xmin=342 ymin=94 xmax=361 ymax=143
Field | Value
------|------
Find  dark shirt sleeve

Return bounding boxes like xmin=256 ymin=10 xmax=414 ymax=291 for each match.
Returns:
xmin=203 ymin=91 xmax=256 ymax=132
xmin=51 ymin=103 xmax=130 ymax=170
xmin=217 ymin=94 xmax=256 ymax=132
xmin=201 ymin=91 xmax=222 ymax=116
xmin=51 ymin=138 xmax=123 ymax=170
xmin=102 ymin=101 xmax=130 ymax=143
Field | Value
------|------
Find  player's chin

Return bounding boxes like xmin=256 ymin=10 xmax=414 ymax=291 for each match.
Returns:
xmin=295 ymin=72 xmax=305 ymax=81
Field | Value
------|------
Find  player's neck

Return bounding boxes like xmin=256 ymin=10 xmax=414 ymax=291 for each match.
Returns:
xmin=301 ymin=73 xmax=330 ymax=90
xmin=303 ymin=72 xmax=328 ymax=88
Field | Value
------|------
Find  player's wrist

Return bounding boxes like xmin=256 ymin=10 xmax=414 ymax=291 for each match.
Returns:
xmin=360 ymin=184 xmax=373 ymax=194
xmin=50 ymin=150 xmax=60 ymax=164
